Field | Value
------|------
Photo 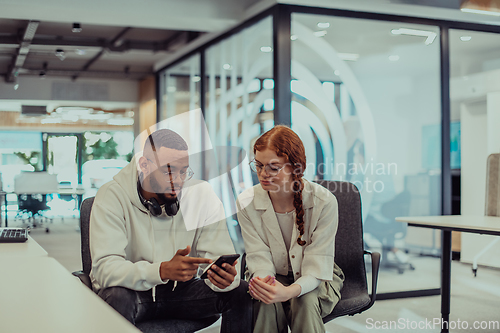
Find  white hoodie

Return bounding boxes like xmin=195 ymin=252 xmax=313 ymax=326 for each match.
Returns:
xmin=89 ymin=157 xmax=240 ymax=294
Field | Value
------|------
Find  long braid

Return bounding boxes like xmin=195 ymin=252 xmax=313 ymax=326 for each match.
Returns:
xmin=292 ymin=176 xmax=306 ymax=246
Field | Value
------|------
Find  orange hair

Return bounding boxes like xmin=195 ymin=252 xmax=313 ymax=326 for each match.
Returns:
xmin=254 ymin=125 xmax=307 ymax=246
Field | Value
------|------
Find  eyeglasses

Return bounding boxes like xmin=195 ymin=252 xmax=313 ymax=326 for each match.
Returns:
xmin=249 ymin=159 xmax=285 ymax=177
xmin=147 ymin=159 xmax=194 ymax=182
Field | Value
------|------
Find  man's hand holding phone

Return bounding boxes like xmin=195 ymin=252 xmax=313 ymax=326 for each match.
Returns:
xmin=160 ymin=245 xmax=212 ymax=282
xmin=201 ymin=254 xmax=240 ymax=289
xmin=206 ymin=260 xmax=238 ymax=289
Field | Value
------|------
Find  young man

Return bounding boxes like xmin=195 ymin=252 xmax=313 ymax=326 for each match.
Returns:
xmin=89 ymin=129 xmax=251 ymax=332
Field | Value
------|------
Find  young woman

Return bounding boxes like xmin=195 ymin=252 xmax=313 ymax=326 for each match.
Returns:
xmin=236 ymin=125 xmax=344 ymax=333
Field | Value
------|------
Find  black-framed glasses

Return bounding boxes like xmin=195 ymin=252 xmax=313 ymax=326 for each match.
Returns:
xmin=249 ymin=159 xmax=285 ymax=177
xmin=147 ymin=159 xmax=194 ymax=182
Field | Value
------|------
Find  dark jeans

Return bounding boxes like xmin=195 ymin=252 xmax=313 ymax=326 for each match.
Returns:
xmin=98 ymin=279 xmax=251 ymax=333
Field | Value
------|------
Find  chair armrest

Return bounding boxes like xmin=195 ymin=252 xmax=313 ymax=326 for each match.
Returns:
xmin=72 ymin=270 xmax=93 ymax=290
xmin=364 ymin=250 xmax=381 ymax=307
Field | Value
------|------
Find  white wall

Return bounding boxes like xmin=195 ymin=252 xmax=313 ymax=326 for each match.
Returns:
xmin=457 ymin=84 xmax=500 ymax=268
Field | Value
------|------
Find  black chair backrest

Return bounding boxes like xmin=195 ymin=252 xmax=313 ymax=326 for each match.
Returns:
xmin=315 ymin=180 xmax=368 ymax=300
xmin=80 ymin=197 xmax=94 ymax=275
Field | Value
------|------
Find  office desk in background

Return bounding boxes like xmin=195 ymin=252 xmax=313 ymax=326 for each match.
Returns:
xmin=0 ymin=256 xmax=139 ymax=333
xmin=395 ymin=215 xmax=500 ymax=333
xmin=1 ymin=186 xmax=85 ymax=227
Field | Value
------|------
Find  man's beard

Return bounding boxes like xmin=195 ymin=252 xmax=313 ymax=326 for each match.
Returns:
xmin=149 ymin=174 xmax=178 ymax=205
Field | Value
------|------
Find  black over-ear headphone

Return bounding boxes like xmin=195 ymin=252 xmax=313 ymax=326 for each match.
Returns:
xmin=137 ymin=180 xmax=179 ymax=217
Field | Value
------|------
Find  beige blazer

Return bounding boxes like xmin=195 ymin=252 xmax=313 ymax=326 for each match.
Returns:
xmin=236 ymin=179 xmax=344 ymax=296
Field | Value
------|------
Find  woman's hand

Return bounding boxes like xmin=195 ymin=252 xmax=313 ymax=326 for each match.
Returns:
xmin=249 ymin=276 xmax=301 ymax=304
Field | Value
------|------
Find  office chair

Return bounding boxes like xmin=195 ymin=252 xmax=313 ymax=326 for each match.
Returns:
xmin=240 ymin=181 xmax=380 ymax=322
xmin=316 ymin=180 xmax=380 ymax=321
xmin=14 ymin=172 xmax=57 ymax=232
xmin=72 ymin=197 xmax=220 ymax=333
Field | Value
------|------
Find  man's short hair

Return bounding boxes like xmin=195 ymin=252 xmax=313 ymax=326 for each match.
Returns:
xmin=144 ymin=129 xmax=188 ymax=153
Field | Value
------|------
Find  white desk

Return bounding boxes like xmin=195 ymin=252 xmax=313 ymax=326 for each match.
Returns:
xmin=0 ymin=234 xmax=48 ymax=257
xmin=396 ymin=215 xmax=500 ymax=333
xmin=397 ymin=216 xmax=500 ymax=235
xmin=0 ymin=256 xmax=139 ymax=333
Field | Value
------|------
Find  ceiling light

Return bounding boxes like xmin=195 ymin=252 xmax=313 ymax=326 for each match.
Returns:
xmin=55 ymin=106 xmax=93 ymax=114
xmin=460 ymin=36 xmax=472 ymax=41
xmin=192 ymin=76 xmax=201 ymax=82
xmin=317 ymin=22 xmax=330 ymax=29
xmin=72 ymin=23 xmax=82 ymax=33
xmin=107 ymin=118 xmax=134 ymax=126
xmin=260 ymin=46 xmax=272 ymax=53
xmin=389 ymin=55 xmax=400 ymax=61
xmin=83 ymin=113 xmax=111 ymax=121
xmin=61 ymin=114 xmax=79 ymax=122
xmin=334 ymin=70 xmax=340 ymax=76
xmin=41 ymin=117 xmax=62 ymax=124
xmin=290 ymin=35 xmax=298 ymax=41
xmin=14 ymin=83 xmax=19 ymax=90
xmin=75 ymin=49 xmax=86 ymax=55
xmin=313 ymin=31 xmax=327 ymax=37
xmin=391 ymin=28 xmax=437 ymax=45
xmin=114 ymin=39 xmax=125 ymax=48
xmin=223 ymin=63 xmax=232 ymax=70
xmin=55 ymin=49 xmax=65 ymax=61
xmin=337 ymin=53 xmax=359 ymax=61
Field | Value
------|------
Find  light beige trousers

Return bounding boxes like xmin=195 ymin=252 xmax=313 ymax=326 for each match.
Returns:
xmin=252 ymin=274 xmax=340 ymax=333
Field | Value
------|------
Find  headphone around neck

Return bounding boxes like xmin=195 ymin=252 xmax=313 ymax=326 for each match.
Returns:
xmin=137 ymin=180 xmax=179 ymax=217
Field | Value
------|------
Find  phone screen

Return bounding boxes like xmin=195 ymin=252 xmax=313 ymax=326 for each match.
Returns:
xmin=200 ymin=254 xmax=240 ymax=279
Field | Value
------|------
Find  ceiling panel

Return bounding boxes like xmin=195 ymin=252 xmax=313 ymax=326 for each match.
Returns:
xmin=0 ymin=17 xmax=201 ymax=81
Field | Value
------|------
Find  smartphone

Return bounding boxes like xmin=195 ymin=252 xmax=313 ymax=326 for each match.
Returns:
xmin=200 ymin=254 xmax=240 ymax=279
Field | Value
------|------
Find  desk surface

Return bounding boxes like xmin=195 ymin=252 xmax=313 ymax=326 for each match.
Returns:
xmin=0 ymin=234 xmax=48 ymax=257
xmin=0 ymin=256 xmax=139 ymax=333
xmin=396 ymin=215 xmax=500 ymax=235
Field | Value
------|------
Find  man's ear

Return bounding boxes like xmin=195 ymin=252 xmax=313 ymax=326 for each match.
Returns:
xmin=138 ymin=156 xmax=149 ymax=175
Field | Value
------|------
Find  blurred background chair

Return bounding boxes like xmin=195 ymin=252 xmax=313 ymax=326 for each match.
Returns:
xmin=364 ymin=190 xmax=415 ymax=274
xmin=72 ymin=197 xmax=220 ymax=333
xmin=14 ymin=171 xmax=58 ymax=232
xmin=472 ymin=153 xmax=500 ymax=276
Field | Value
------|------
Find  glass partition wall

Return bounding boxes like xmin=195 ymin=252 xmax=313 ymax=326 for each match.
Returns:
xmin=159 ymin=16 xmax=273 ymax=253
xmin=205 ymin=17 xmax=273 ymax=210
xmin=291 ymin=13 xmax=442 ymax=294
xmin=157 ymin=4 xmax=500 ymax=299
